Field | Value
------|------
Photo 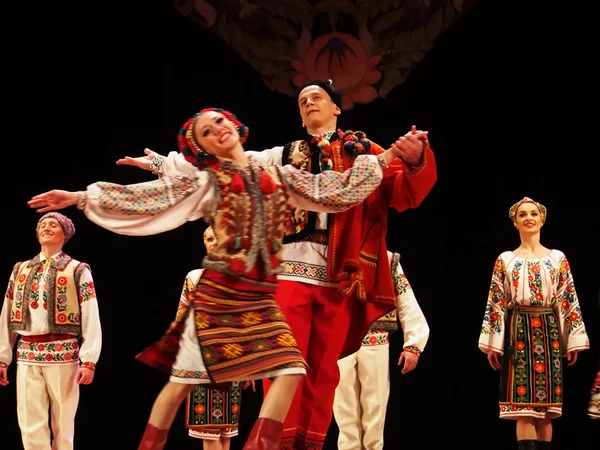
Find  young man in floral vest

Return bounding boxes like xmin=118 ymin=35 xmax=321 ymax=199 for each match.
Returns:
xmin=116 ymin=79 xmax=437 ymax=449
xmin=0 ymin=212 xmax=102 ymax=450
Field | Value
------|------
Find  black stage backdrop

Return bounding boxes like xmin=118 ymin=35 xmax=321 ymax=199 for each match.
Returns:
xmin=2 ymin=1 xmax=598 ymax=449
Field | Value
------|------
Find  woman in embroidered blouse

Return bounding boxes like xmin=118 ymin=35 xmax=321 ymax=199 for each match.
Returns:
xmin=588 ymin=289 xmax=600 ymax=420
xmin=478 ymin=197 xmax=589 ymax=450
xmin=27 ymin=107 xmax=401 ymax=450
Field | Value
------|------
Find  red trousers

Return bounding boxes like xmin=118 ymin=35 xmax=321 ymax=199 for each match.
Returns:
xmin=263 ymin=281 xmax=354 ymax=449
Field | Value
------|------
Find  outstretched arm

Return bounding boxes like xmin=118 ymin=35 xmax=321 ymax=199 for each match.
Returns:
xmin=281 ymin=146 xmax=402 ymax=213
xmin=27 ymin=172 xmax=214 ymax=236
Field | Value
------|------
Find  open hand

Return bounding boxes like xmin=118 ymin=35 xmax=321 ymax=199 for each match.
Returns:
xmin=487 ymin=351 xmax=501 ymax=370
xmin=27 ymin=190 xmax=79 ymax=213
xmin=398 ymin=351 xmax=419 ymax=374
xmin=116 ymin=148 xmax=158 ymax=171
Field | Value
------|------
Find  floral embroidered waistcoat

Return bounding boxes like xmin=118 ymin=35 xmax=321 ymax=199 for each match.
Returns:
xmin=10 ymin=254 xmax=86 ymax=335
xmin=203 ymin=160 xmax=290 ymax=277
xmin=281 ymin=139 xmax=321 ymax=242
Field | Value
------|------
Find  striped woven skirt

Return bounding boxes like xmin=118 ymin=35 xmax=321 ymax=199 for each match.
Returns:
xmin=499 ymin=306 xmax=563 ymax=419
xmin=136 ymin=269 xmax=307 ymax=385
xmin=589 ymin=370 xmax=600 ymax=419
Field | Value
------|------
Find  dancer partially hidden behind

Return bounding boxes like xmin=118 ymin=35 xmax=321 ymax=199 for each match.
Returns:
xmin=183 ymin=226 xmax=253 ymax=449
xmin=479 ymin=197 xmax=589 ymax=450
xmin=27 ymin=107 xmax=401 ymax=450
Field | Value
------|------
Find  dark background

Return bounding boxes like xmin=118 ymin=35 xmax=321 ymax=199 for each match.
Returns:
xmin=2 ymin=1 xmax=598 ymax=449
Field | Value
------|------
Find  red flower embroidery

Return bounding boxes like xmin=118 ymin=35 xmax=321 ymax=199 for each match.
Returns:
xmin=57 ymin=313 xmax=67 ymax=323
xmin=57 ymin=277 xmax=68 ymax=286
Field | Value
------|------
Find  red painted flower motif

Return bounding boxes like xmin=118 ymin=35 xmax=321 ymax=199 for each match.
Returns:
xmin=57 ymin=313 xmax=67 ymax=323
xmin=30 ymin=301 xmax=39 ymax=309
xmin=291 ymin=32 xmax=381 ymax=110
xmin=57 ymin=276 xmax=68 ymax=286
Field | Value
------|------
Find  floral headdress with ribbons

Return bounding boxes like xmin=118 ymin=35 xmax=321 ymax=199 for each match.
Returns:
xmin=177 ymin=108 xmax=249 ymax=170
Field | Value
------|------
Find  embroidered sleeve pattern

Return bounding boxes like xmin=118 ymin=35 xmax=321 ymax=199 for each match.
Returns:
xmin=556 ymin=255 xmax=589 ymax=352
xmin=481 ymin=256 xmax=507 ymax=335
xmin=94 ymin=174 xmax=201 ymax=216
xmin=78 ymin=281 xmax=96 ymax=304
xmin=479 ymin=256 xmax=507 ymax=354
xmin=394 ymin=271 xmax=411 ymax=296
xmin=282 ymin=154 xmax=382 ymax=212
xmin=404 ymin=346 xmax=421 ymax=356
xmin=81 ymin=361 xmax=96 ymax=370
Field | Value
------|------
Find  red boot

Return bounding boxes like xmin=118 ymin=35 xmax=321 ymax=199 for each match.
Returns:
xmin=243 ymin=417 xmax=284 ymax=450
xmin=138 ymin=423 xmax=169 ymax=450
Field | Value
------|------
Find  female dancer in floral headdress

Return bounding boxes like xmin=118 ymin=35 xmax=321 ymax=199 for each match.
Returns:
xmin=478 ymin=197 xmax=590 ymax=450
xmin=27 ymin=107 xmax=401 ymax=450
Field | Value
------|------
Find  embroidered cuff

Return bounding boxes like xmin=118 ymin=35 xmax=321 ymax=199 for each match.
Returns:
xmin=0 ymin=361 xmax=8 ymax=368
xmin=80 ymin=361 xmax=96 ymax=370
xmin=76 ymin=191 xmax=88 ymax=210
xmin=404 ymin=346 xmax=421 ymax=356
xmin=149 ymin=156 xmax=165 ymax=177
xmin=377 ymin=153 xmax=389 ymax=170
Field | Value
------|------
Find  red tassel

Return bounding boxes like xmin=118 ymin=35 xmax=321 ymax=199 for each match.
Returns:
xmin=241 ymin=237 xmax=250 ymax=249
xmin=230 ymin=259 xmax=245 ymax=273
xmin=229 ymin=173 xmax=245 ymax=193
xmin=270 ymin=254 xmax=280 ymax=269
xmin=259 ymin=171 xmax=277 ymax=195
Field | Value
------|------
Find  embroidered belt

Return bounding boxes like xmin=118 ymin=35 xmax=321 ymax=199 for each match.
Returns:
xmin=20 ymin=333 xmax=75 ymax=343
xmin=515 ymin=306 xmax=553 ymax=314
xmin=300 ymin=229 xmax=329 ymax=245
